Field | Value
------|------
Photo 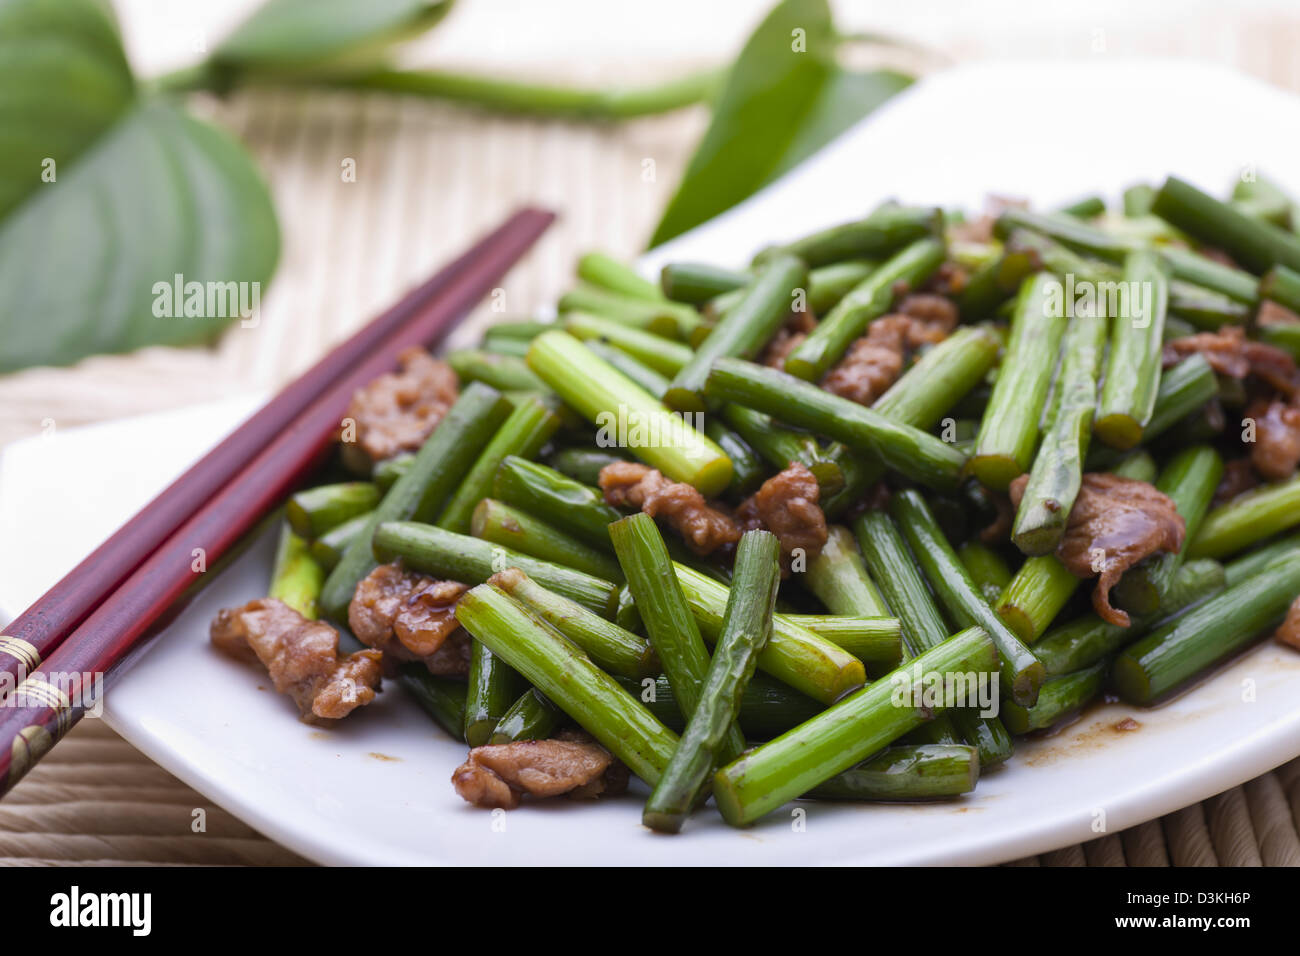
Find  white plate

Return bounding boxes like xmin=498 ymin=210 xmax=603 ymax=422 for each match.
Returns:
xmin=5 ymin=59 xmax=1300 ymax=866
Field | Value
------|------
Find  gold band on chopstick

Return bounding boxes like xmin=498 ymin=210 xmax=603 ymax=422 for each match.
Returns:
xmin=7 ymin=677 xmax=73 ymax=787
xmin=0 ymin=635 xmax=40 ymax=674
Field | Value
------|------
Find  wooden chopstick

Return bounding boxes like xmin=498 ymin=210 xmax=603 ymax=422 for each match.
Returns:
xmin=0 ymin=207 xmax=552 ymax=701
xmin=0 ymin=206 xmax=555 ymax=795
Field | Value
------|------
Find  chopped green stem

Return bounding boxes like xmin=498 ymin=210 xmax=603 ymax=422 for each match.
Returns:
xmin=721 ymin=404 xmax=844 ymax=494
xmin=1012 ymin=311 xmax=1107 ymax=554
xmin=465 ymin=640 xmax=524 ymax=746
xmin=644 ymin=530 xmax=781 ymax=832
xmin=969 ymin=273 xmax=1070 ymax=489
xmin=438 ymin=394 xmax=561 ymax=534
xmin=958 ymin=541 xmax=1014 ymax=606
xmin=1189 ymin=473 xmax=1300 ymax=559
xmin=577 ymin=252 xmax=662 ymax=301
xmin=672 ymin=563 xmax=865 ymax=704
xmin=309 ymin=511 xmax=371 ymax=571
xmin=286 ymin=482 xmax=379 ymax=540
xmin=1094 ymin=249 xmax=1170 ymax=449
xmin=806 ymin=744 xmax=979 ymax=801
xmin=957 ymin=245 xmax=1040 ymax=319
xmin=472 ymin=498 xmax=624 ymax=583
xmin=855 ymin=510 xmax=1014 ymax=766
xmin=489 ymin=689 xmax=563 ymax=744
xmin=1034 ymin=558 xmax=1225 ymax=675
xmin=665 ymin=254 xmax=806 ymax=412
xmin=1259 ymin=323 xmax=1300 ymax=361
xmin=558 ymin=283 xmax=702 ymax=341
xmin=1169 ymin=283 xmax=1251 ymax=330
xmin=1223 ymin=532 xmax=1300 ymax=587
xmin=446 ymin=348 xmax=548 ymax=392
xmin=546 ymin=447 xmax=630 ymax=486
xmin=320 ymin=383 xmax=511 ymax=621
xmin=784 ymin=237 xmax=945 ymax=382
xmin=372 ymin=454 xmax=413 ymax=492
xmin=890 ymin=490 xmax=1045 ymax=706
xmin=490 ymin=567 xmax=655 ymax=678
xmin=528 ymin=332 xmax=732 ymax=496
xmin=1113 ymin=445 xmax=1223 ymax=615
xmin=564 ymin=312 xmax=694 ymax=376
xmin=1124 ymin=184 xmax=1157 ymax=218
xmin=757 ymin=205 xmax=941 ymax=269
xmin=705 ymin=358 xmax=967 ymax=492
xmin=455 ymin=584 xmax=679 ymax=784
xmin=804 ymin=525 xmax=890 ymax=617
xmin=400 ymin=664 xmax=468 ymax=741
xmin=609 ymin=513 xmax=744 ymax=758
xmin=1261 ymin=264 xmax=1300 ymax=314
xmin=1001 ymin=663 xmax=1106 ymax=734
xmin=1058 ymin=195 xmax=1106 ymax=219
xmin=374 ymin=521 xmax=619 ymax=616
xmin=269 ymin=525 xmax=324 ymax=619
xmin=1151 ymin=175 xmax=1300 ymax=274
xmin=1112 ymin=551 xmax=1300 ymax=704
xmin=493 ymin=456 xmax=622 ymax=551
xmin=619 ymin=673 xmax=823 ymax=739
xmin=660 ymin=262 xmax=750 ymax=304
xmin=996 ymin=556 xmax=1079 ymax=644
xmin=1110 ymin=451 xmax=1158 ymax=483
xmin=781 ymin=615 xmax=902 ymax=668
xmin=874 ymin=326 xmax=1002 ymax=432
xmin=712 ymin=627 xmax=997 ymax=826
xmin=807 ymin=259 xmax=879 ymax=314
xmin=1086 ymin=354 xmax=1218 ymax=469
xmin=583 ymin=342 xmax=765 ymax=495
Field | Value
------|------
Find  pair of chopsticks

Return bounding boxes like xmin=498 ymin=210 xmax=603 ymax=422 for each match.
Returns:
xmin=0 ymin=207 xmax=555 ymax=796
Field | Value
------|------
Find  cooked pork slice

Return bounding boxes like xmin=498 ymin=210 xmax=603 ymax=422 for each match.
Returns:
xmin=736 ymin=463 xmax=827 ymax=568
xmin=211 ymin=598 xmax=381 ymax=723
xmin=340 ymin=347 xmax=459 ymax=469
xmin=349 ymin=563 xmax=468 ymax=675
xmin=1163 ymin=326 xmax=1298 ymax=397
xmin=598 ymin=461 xmax=740 ymax=555
xmin=451 ymin=730 xmax=628 ymax=809
xmin=1246 ymin=398 xmax=1300 ymax=481
xmin=1011 ymin=472 xmax=1186 ymax=627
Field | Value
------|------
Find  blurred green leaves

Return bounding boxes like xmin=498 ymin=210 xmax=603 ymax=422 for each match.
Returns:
xmin=0 ymin=0 xmax=278 ymax=372
xmin=649 ymin=0 xmax=912 ymax=247
xmin=0 ymin=0 xmax=912 ymax=372
xmin=211 ymin=0 xmax=455 ymax=78
xmin=0 ymin=0 xmax=134 ymax=219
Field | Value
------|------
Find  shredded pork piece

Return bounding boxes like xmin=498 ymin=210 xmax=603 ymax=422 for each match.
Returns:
xmin=760 ymin=311 xmax=817 ymax=370
xmin=1011 ymin=472 xmax=1186 ymax=627
xmin=1215 ymin=458 xmax=1259 ymax=506
xmin=1257 ymin=299 xmax=1300 ymax=329
xmin=598 ymin=461 xmax=740 ymax=555
xmin=1163 ymin=326 xmax=1298 ymax=397
xmin=339 ymin=347 xmax=459 ymax=469
xmin=1246 ymin=398 xmax=1300 ymax=481
xmin=349 ymin=563 xmax=468 ymax=676
xmin=451 ymin=730 xmax=628 ymax=809
xmin=736 ymin=463 xmax=827 ymax=570
xmin=822 ymin=295 xmax=959 ymax=406
xmin=979 ymin=491 xmax=1014 ymax=545
xmin=1276 ymin=597 xmax=1300 ymax=652
xmin=211 ymin=598 xmax=381 ymax=723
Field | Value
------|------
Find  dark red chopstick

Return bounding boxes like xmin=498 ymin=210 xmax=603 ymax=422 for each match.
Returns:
xmin=0 ymin=206 xmax=554 ymax=795
xmin=0 ymin=207 xmax=553 ymax=699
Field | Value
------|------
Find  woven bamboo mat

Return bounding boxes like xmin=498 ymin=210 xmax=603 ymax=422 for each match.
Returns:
xmin=4 ymin=3 xmax=1300 ymax=866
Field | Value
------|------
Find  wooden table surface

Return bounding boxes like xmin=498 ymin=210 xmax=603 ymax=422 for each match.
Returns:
xmin=3 ymin=1 xmax=1300 ymax=866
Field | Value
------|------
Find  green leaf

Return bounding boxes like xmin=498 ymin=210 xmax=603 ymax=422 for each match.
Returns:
xmin=648 ymin=0 xmax=911 ymax=247
xmin=212 ymin=0 xmax=455 ymax=73
xmin=0 ymin=101 xmax=279 ymax=372
xmin=0 ymin=0 xmax=134 ymax=218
